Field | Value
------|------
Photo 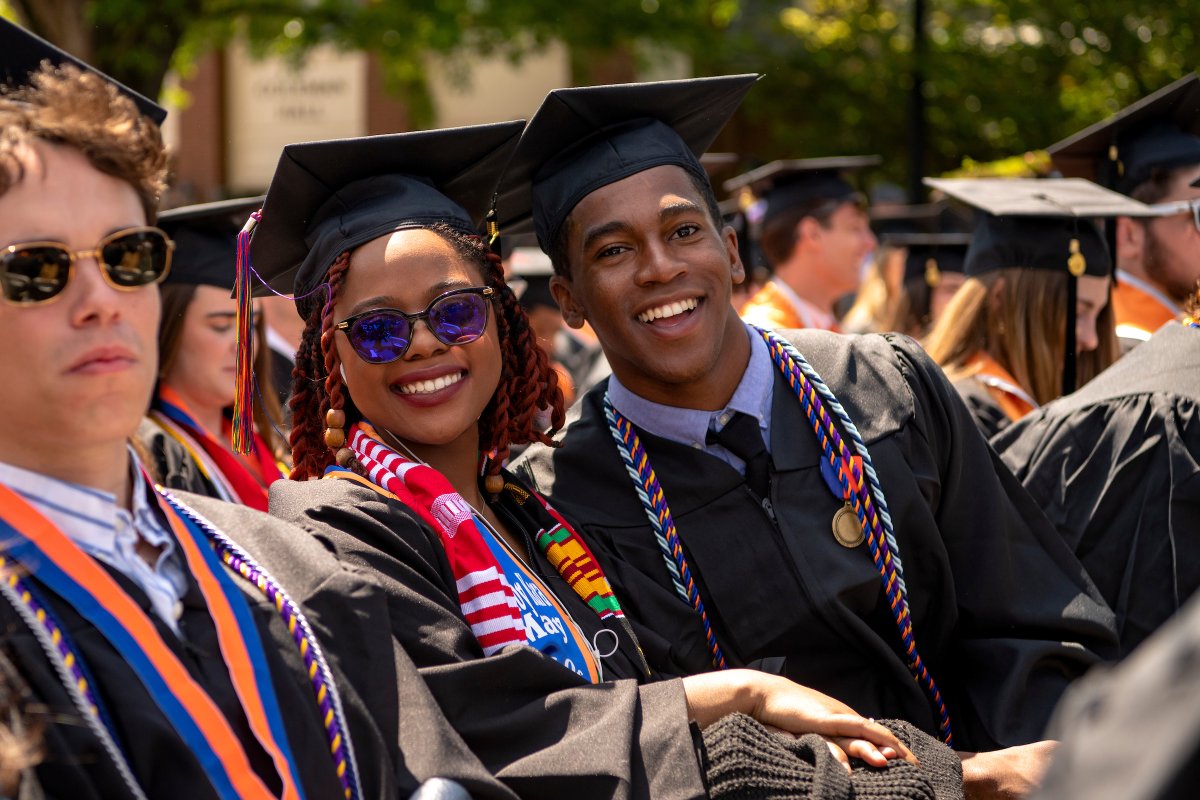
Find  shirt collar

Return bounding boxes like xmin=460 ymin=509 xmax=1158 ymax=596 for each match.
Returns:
xmin=771 ymin=278 xmax=837 ymax=331
xmin=607 ymin=322 xmax=774 ymax=448
xmin=1116 ymin=269 xmax=1181 ymax=315
xmin=0 ymin=448 xmax=159 ymax=551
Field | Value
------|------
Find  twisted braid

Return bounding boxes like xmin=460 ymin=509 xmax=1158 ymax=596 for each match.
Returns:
xmin=288 ymin=253 xmax=355 ymax=480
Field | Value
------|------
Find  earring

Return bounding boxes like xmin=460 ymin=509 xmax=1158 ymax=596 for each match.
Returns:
xmin=324 ymin=408 xmax=354 ymax=465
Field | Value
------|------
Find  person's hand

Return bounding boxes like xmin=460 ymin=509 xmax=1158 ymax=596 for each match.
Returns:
xmin=682 ymin=669 xmax=917 ymax=768
xmin=959 ymin=740 xmax=1057 ymax=799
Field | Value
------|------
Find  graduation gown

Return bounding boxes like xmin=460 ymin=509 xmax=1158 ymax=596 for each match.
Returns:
xmin=0 ymin=489 xmax=507 ymax=800
xmin=949 ymin=353 xmax=1038 ymax=440
xmin=992 ymin=322 xmax=1200 ymax=655
xmin=516 ymin=329 xmax=1119 ymax=752
xmin=269 ymin=473 xmax=708 ymax=800
xmin=1034 ymin=589 xmax=1200 ymax=800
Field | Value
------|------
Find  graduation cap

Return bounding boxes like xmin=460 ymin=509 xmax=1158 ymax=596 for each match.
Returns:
xmin=158 ymin=197 xmax=265 ymax=291
xmin=1047 ymin=73 xmax=1200 ymax=193
xmin=508 ymin=245 xmax=558 ymax=311
xmin=723 ymin=155 xmax=881 ymax=227
xmin=497 ymin=74 xmax=760 ymax=249
xmin=880 ymin=232 xmax=972 ymax=287
xmin=0 ymin=18 xmax=167 ymax=125
xmin=247 ymin=121 xmax=525 ymax=315
xmin=925 ymin=177 xmax=1159 ymax=392
xmin=869 ymin=201 xmax=971 ymax=239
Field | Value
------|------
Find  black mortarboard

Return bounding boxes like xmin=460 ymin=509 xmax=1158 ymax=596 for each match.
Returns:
xmin=158 ymin=197 xmax=264 ymax=292
xmin=926 ymin=177 xmax=1159 ymax=392
xmin=0 ymin=18 xmax=167 ymax=125
xmin=248 ymin=121 xmax=525 ymax=315
xmin=924 ymin=177 xmax=1157 ymax=278
xmin=1047 ymin=74 xmax=1200 ymax=193
xmin=881 ymin=232 xmax=971 ymax=286
xmin=723 ymin=155 xmax=881 ymax=227
xmin=869 ymin=201 xmax=970 ymax=238
xmin=497 ymin=74 xmax=760 ymax=249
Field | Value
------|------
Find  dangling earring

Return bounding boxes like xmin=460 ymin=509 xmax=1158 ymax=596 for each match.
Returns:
xmin=325 ymin=408 xmax=354 ymax=466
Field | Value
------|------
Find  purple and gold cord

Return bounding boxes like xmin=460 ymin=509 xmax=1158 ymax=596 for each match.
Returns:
xmin=603 ymin=397 xmax=728 ymax=670
xmin=0 ymin=556 xmax=148 ymax=799
xmin=159 ymin=490 xmax=363 ymax=800
xmin=602 ymin=328 xmax=952 ymax=744
xmin=758 ymin=327 xmax=951 ymax=745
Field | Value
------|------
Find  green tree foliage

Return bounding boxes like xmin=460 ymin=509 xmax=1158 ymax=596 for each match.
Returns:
xmin=5 ymin=0 xmax=1196 ymax=191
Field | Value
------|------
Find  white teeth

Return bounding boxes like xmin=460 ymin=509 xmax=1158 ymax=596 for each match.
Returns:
xmin=398 ymin=371 xmax=464 ymax=395
xmin=637 ymin=297 xmax=699 ymax=323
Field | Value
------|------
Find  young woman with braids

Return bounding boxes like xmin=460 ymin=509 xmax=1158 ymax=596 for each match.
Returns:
xmin=253 ymin=127 xmax=973 ymax=800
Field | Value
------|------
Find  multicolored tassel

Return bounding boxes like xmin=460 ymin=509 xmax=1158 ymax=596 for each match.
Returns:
xmin=232 ymin=210 xmax=261 ymax=455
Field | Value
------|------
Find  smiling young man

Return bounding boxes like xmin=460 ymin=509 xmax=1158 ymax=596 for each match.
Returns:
xmin=508 ymin=76 xmax=1120 ymax=799
xmin=0 ymin=21 xmax=508 ymax=800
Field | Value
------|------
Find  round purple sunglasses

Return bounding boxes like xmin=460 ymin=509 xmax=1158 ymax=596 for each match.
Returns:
xmin=334 ymin=286 xmax=495 ymax=364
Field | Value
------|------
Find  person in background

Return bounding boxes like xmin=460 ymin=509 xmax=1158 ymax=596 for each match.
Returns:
xmin=1048 ymin=73 xmax=1200 ymax=351
xmin=923 ymin=178 xmax=1129 ymax=438
xmin=992 ymin=277 xmax=1200 ymax=655
xmin=732 ymin=157 xmax=880 ymax=332
xmin=145 ymin=198 xmax=289 ymax=510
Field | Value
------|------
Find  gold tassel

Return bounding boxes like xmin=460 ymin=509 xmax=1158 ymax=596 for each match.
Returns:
xmin=1067 ymin=238 xmax=1086 ymax=277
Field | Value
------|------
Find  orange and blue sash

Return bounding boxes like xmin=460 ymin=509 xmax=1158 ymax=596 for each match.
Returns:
xmin=0 ymin=480 xmax=305 ymax=800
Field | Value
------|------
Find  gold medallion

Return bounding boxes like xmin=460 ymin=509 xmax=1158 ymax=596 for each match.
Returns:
xmin=832 ymin=503 xmax=864 ymax=548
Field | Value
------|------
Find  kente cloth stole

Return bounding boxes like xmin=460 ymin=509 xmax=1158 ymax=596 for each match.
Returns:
xmin=154 ymin=385 xmax=282 ymax=511
xmin=344 ymin=422 xmax=627 ymax=662
xmin=603 ymin=326 xmax=954 ymax=745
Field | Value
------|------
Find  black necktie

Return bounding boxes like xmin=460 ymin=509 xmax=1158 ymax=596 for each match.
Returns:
xmin=706 ymin=411 xmax=771 ymax=501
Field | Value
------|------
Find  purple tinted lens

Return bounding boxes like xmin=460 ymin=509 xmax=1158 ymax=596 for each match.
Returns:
xmin=429 ymin=292 xmax=489 ymax=344
xmin=349 ymin=311 xmax=412 ymax=363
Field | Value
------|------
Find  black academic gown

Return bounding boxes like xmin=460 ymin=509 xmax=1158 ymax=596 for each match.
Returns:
xmin=992 ymin=322 xmax=1200 ymax=656
xmin=950 ymin=377 xmax=1012 ymax=440
xmin=269 ymin=473 xmax=709 ymax=800
xmin=0 ymin=488 xmax=508 ymax=800
xmin=1034 ymin=588 xmax=1200 ymax=800
xmin=516 ymin=329 xmax=1119 ymax=752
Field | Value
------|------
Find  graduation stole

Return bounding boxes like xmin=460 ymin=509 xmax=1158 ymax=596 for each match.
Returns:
xmin=0 ymin=477 xmax=359 ymax=800
xmin=603 ymin=326 xmax=953 ymax=745
xmin=153 ymin=384 xmax=283 ymax=511
xmin=1185 ymin=315 xmax=1199 ymax=330
xmin=344 ymin=422 xmax=626 ymax=655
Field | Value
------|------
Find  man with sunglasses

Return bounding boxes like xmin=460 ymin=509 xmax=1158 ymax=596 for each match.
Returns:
xmin=1048 ymin=73 xmax=1200 ymax=351
xmin=0 ymin=22 xmax=509 ymax=800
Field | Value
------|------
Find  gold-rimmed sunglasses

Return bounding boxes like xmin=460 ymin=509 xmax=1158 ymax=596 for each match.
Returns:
xmin=0 ymin=226 xmax=175 ymax=306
